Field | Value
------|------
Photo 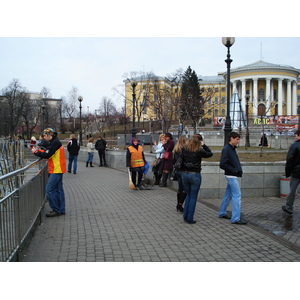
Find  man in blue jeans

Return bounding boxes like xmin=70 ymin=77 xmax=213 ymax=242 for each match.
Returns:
xmin=67 ymin=134 xmax=80 ymax=174
xmin=31 ymin=128 xmax=67 ymax=217
xmin=218 ymin=132 xmax=248 ymax=225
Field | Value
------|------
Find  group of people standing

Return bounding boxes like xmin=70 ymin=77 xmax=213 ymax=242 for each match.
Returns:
xmin=126 ymin=131 xmax=249 ymax=225
xmin=31 ymin=126 xmax=300 ymax=222
xmin=85 ymin=136 xmax=108 ymax=168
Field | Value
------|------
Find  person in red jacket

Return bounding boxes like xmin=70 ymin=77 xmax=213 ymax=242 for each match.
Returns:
xmin=31 ymin=128 xmax=67 ymax=217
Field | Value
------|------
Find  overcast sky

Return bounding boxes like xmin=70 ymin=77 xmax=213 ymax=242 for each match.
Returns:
xmin=1 ymin=1 xmax=299 ymax=116
xmin=1 ymin=37 xmax=299 ymax=113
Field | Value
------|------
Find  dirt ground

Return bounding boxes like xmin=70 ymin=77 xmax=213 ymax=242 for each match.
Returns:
xmin=205 ymin=148 xmax=287 ymax=162
xmin=141 ymin=145 xmax=287 ymax=162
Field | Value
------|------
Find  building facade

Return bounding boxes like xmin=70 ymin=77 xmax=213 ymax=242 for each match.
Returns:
xmin=124 ymin=61 xmax=300 ymax=126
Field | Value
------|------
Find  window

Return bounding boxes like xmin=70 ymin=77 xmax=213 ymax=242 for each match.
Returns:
xmin=214 ymin=109 xmax=218 ymax=116
xmin=273 ymin=89 xmax=277 ymax=101
xmin=215 ymin=88 xmax=219 ymax=92
xmin=215 ymin=98 xmax=218 ymax=104
xmin=208 ymin=109 xmax=212 ymax=116
xmin=259 ymin=89 xmax=265 ymax=101
xmin=222 ymin=109 xmax=225 ymax=116
xmin=221 ymin=97 xmax=225 ymax=104
xmin=222 ymin=87 xmax=225 ymax=92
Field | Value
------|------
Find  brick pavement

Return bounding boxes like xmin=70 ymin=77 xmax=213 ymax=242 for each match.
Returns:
xmin=20 ymin=161 xmax=300 ymax=262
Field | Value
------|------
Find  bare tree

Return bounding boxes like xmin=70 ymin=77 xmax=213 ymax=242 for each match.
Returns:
xmin=40 ymin=87 xmax=52 ymax=98
xmin=1 ymin=79 xmax=28 ymax=136
xmin=61 ymin=86 xmax=79 ymax=132
xmin=98 ymin=96 xmax=117 ymax=123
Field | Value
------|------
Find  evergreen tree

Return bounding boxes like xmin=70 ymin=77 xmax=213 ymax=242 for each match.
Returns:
xmin=181 ymin=66 xmax=203 ymax=134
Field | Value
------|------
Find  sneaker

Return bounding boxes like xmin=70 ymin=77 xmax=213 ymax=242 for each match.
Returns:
xmin=68 ymin=170 xmax=71 ymax=173
xmin=232 ymin=219 xmax=248 ymax=225
xmin=73 ymin=172 xmax=76 ymax=174
xmin=282 ymin=205 xmax=293 ymax=214
xmin=46 ymin=211 xmax=61 ymax=217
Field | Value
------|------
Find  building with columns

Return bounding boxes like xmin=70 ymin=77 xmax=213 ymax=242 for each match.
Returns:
xmin=229 ymin=60 xmax=300 ymax=117
xmin=124 ymin=61 xmax=300 ymax=127
xmin=200 ymin=60 xmax=300 ymax=120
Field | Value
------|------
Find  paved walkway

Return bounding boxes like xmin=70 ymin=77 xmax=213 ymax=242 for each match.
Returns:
xmin=21 ymin=161 xmax=300 ymax=262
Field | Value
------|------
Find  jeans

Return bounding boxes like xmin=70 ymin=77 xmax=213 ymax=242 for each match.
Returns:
xmin=68 ymin=154 xmax=78 ymax=173
xmin=86 ymin=152 xmax=94 ymax=163
xmin=286 ymin=176 xmax=300 ymax=211
xmin=219 ymin=176 xmax=241 ymax=223
xmin=46 ymin=173 xmax=65 ymax=214
xmin=181 ymin=172 xmax=202 ymax=223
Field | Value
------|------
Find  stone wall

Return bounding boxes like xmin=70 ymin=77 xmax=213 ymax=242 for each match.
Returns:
xmin=73 ymin=148 xmax=288 ymax=199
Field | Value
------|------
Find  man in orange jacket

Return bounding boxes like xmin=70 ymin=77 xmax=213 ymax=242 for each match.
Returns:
xmin=31 ymin=128 xmax=67 ymax=217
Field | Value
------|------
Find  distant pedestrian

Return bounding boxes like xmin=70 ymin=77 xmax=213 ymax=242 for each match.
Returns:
xmin=282 ymin=129 xmax=300 ymax=214
xmin=67 ymin=134 xmax=80 ymax=174
xmin=259 ymin=133 xmax=268 ymax=147
xmin=159 ymin=132 xmax=175 ymax=187
xmin=31 ymin=128 xmax=66 ymax=217
xmin=86 ymin=138 xmax=95 ymax=167
xmin=218 ymin=132 xmax=248 ymax=224
xmin=152 ymin=133 xmax=166 ymax=185
xmin=181 ymin=135 xmax=213 ymax=224
xmin=126 ymin=137 xmax=146 ymax=190
xmin=95 ymin=136 xmax=107 ymax=167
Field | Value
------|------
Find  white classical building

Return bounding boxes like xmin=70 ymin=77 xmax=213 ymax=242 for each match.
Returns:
xmin=228 ymin=61 xmax=300 ymax=116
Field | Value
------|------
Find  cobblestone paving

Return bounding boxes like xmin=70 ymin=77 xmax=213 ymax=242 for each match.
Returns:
xmin=21 ymin=161 xmax=300 ymax=262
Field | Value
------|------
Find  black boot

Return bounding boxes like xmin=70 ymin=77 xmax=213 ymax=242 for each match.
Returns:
xmin=154 ymin=173 xmax=162 ymax=185
xmin=90 ymin=162 xmax=94 ymax=167
xmin=176 ymin=192 xmax=186 ymax=212
xmin=159 ymin=173 xmax=168 ymax=187
xmin=86 ymin=162 xmax=89 ymax=167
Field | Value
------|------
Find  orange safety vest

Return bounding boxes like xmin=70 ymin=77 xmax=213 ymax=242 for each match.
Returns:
xmin=48 ymin=146 xmax=67 ymax=174
xmin=128 ymin=145 xmax=144 ymax=168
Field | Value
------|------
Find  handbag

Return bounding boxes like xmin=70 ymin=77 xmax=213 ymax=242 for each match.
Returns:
xmin=162 ymin=151 xmax=170 ymax=159
xmin=174 ymin=155 xmax=183 ymax=171
xmin=151 ymin=158 xmax=161 ymax=168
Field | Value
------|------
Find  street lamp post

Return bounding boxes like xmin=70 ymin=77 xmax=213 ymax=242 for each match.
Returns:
xmin=131 ymin=81 xmax=137 ymax=138
xmin=222 ymin=37 xmax=235 ymax=145
xmin=78 ymin=96 xmax=83 ymax=145
xmin=41 ymin=104 xmax=46 ymax=132
xmin=245 ymin=94 xmax=251 ymax=148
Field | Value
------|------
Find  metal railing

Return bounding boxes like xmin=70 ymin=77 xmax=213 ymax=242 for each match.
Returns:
xmin=0 ymin=158 xmax=48 ymax=262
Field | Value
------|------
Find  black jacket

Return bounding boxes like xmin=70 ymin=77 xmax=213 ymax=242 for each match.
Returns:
xmin=220 ymin=143 xmax=243 ymax=177
xmin=34 ymin=135 xmax=62 ymax=159
xmin=95 ymin=139 xmax=107 ymax=151
xmin=285 ymin=139 xmax=300 ymax=179
xmin=181 ymin=144 xmax=213 ymax=173
xmin=67 ymin=138 xmax=80 ymax=155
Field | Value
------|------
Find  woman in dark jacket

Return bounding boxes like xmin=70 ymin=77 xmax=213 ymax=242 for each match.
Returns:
xmin=159 ymin=132 xmax=175 ymax=187
xmin=173 ymin=135 xmax=188 ymax=212
xmin=181 ymin=135 xmax=213 ymax=224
